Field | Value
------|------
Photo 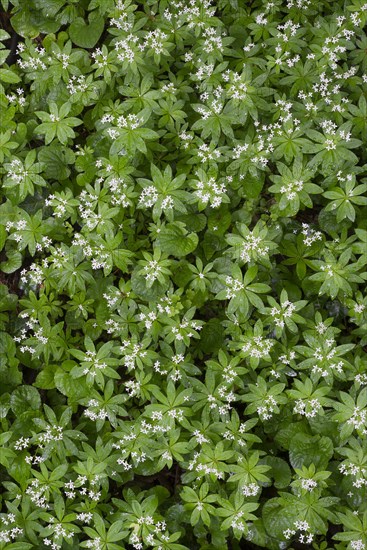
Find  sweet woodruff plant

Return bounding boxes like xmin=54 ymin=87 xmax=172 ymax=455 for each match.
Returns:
xmin=0 ymin=0 xmax=367 ymax=549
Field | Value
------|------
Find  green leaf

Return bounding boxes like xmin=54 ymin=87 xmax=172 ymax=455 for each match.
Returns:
xmin=11 ymin=3 xmax=60 ymax=37
xmin=131 ymin=273 xmax=166 ymax=301
xmin=0 ymin=250 xmax=23 ymax=274
xmin=289 ymin=433 xmax=333 ymax=470
xmin=6 ymin=543 xmax=34 ymax=549
xmin=10 ymin=386 xmax=41 ymax=416
xmin=199 ymin=318 xmax=224 ymax=354
xmin=263 ymin=456 xmax=292 ymax=489
xmin=241 ymin=172 xmax=264 ymax=199
xmin=38 ymin=145 xmax=72 ymax=180
xmin=34 ymin=366 xmax=56 ymax=390
xmin=0 ymin=69 xmax=21 ymax=83
xmin=54 ymin=370 xmax=89 ymax=402
xmin=69 ymin=15 xmax=105 ymax=48
xmin=0 ymin=224 xmax=6 ymax=252
xmin=262 ymin=498 xmax=299 ymax=541
xmin=156 ymin=224 xmax=198 ymax=257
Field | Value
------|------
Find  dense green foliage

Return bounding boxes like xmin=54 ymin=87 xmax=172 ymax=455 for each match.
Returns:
xmin=1 ymin=0 xmax=367 ymax=548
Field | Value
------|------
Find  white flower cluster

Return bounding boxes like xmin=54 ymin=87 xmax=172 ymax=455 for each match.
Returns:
xmin=111 ymin=0 xmax=133 ymax=29
xmin=26 ymin=479 xmax=49 ymax=508
xmin=45 ymin=193 xmax=71 ymax=218
xmin=125 ymin=379 xmax=141 ymax=397
xmin=63 ymin=475 xmax=102 ymax=502
xmin=223 ymin=70 xmax=248 ymax=100
xmin=112 ymin=430 xmax=155 ymax=472
xmin=193 ymin=430 xmax=209 ymax=444
xmin=339 ymin=462 xmax=367 ymax=489
xmin=294 ymin=398 xmax=322 ymax=418
xmin=116 ymin=113 xmax=141 ymax=129
xmin=301 ymin=223 xmax=322 ymax=246
xmin=76 ymin=512 xmax=93 ymax=524
xmin=180 ymin=130 xmax=194 ymax=148
xmin=101 ymin=113 xmax=141 ymax=139
xmin=257 ymin=395 xmax=277 ymax=420
xmin=194 ymin=62 xmax=215 ymax=81
xmin=153 ymin=359 xmax=168 ymax=376
xmin=17 ymin=43 xmax=47 ymax=71
xmin=103 ymin=288 xmax=122 ymax=310
xmin=232 ymin=143 xmax=249 ymax=158
xmin=161 ymin=82 xmax=177 ymax=94
xmin=223 ymin=424 xmax=247 ymax=448
xmin=277 ymin=19 xmax=301 ymax=39
xmin=6 ymin=87 xmax=26 ymax=107
xmin=231 ymin=510 xmax=248 ymax=532
xmin=72 ymin=234 xmax=109 ymax=271
xmin=271 ymin=300 xmax=296 ymax=328
xmin=279 ymin=350 xmax=296 ymax=365
xmin=196 ymin=99 xmax=223 ymax=120
xmin=197 ymin=143 xmax=221 ymax=162
xmin=286 ymin=0 xmax=311 ymax=8
xmin=37 ymin=425 xmax=63 ymax=446
xmin=242 ymin=482 xmax=260 ymax=496
xmin=174 ymin=0 xmax=216 ymax=30
xmin=280 ymin=180 xmax=304 ymax=200
xmin=138 ymin=297 xmax=176 ymax=331
xmin=255 ymin=13 xmax=268 ymax=26
xmin=320 ymin=263 xmax=335 ymax=277
xmin=312 ymin=341 xmax=344 ymax=377
xmin=283 ymin=520 xmax=313 ymax=544
xmin=240 ymin=234 xmax=269 ymax=263
xmin=13 ymin=313 xmax=51 ymax=357
xmin=143 ymin=29 xmax=168 ymax=55
xmin=84 ymin=537 xmax=102 ymax=550
xmin=188 ymin=452 xmax=225 ymax=480
xmin=143 ymin=259 xmax=163 ymax=284
xmin=14 ymin=436 xmax=30 ymax=450
xmin=355 ymin=373 xmax=367 ymax=385
xmin=119 ymin=340 xmax=148 ymax=371
xmin=6 ymin=158 xmax=28 ymax=185
xmin=0 ymin=527 xmax=24 ymax=543
xmin=1 ymin=514 xmax=15 ymax=526
xmin=194 ymin=176 xmax=227 ymax=207
xmin=44 ymin=520 xmax=74 ymax=544
xmin=220 ymin=363 xmax=239 ymax=385
xmin=151 ymin=408 xmax=185 ymax=423
xmin=225 ymin=276 xmax=244 ymax=299
xmin=138 ymin=186 xmax=159 ymax=208
xmin=320 ymin=119 xmax=351 ymax=150
xmin=129 ymin=518 xmax=170 ymax=550
xmin=81 ymin=350 xmax=107 ymax=376
xmin=114 ymin=35 xmax=139 ymax=64
xmin=171 ymin=319 xmax=203 ymax=341
xmin=91 ymin=47 xmax=108 ymax=68
xmin=104 ymin=318 xmax=119 ymax=334
xmin=347 ymin=407 xmax=367 ymax=435
xmin=107 ymin=177 xmax=133 ymax=207
xmin=242 ymin=336 xmax=274 ymax=359
xmin=77 ymin=191 xmax=107 ymax=232
xmin=300 ymin=478 xmax=318 ymax=492
xmin=249 ymin=99 xmax=302 ymax=165
xmin=84 ymin=400 xmax=109 ymax=422
xmin=66 ymin=74 xmax=90 ymax=95
xmin=207 ymin=387 xmax=235 ymax=414
xmin=139 ymin=310 xmax=158 ymax=329
xmin=203 ymin=27 xmax=224 ymax=53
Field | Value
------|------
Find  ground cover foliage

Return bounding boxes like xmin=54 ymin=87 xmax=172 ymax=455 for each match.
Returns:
xmin=0 ymin=0 xmax=367 ymax=548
